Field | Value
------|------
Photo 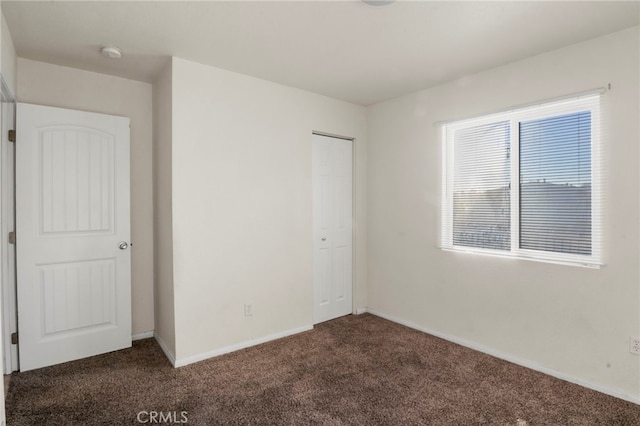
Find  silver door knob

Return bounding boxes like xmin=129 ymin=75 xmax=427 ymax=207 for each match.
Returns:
xmin=321 ymin=237 xmax=326 ymax=241
xmin=119 ymin=241 xmax=129 ymax=250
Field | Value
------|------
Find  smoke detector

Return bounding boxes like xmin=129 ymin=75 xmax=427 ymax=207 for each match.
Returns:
xmin=100 ymin=46 xmax=122 ymax=59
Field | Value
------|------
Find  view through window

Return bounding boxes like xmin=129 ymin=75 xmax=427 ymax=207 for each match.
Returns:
xmin=442 ymin=94 xmax=601 ymax=266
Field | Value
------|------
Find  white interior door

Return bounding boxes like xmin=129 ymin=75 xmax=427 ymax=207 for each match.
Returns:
xmin=312 ymin=133 xmax=353 ymax=324
xmin=16 ymin=103 xmax=131 ymax=371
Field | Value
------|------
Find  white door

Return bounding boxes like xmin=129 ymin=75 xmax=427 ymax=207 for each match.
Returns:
xmin=16 ymin=103 xmax=131 ymax=371
xmin=312 ymin=134 xmax=353 ymax=324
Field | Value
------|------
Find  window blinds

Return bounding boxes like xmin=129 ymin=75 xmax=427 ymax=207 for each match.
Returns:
xmin=452 ymin=121 xmax=511 ymax=251
xmin=442 ymin=92 xmax=601 ymax=266
xmin=519 ymin=111 xmax=592 ymax=255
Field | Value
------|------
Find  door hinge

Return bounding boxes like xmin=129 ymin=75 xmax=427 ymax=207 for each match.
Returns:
xmin=11 ymin=332 xmax=17 ymax=345
xmin=8 ymin=231 xmax=15 ymax=244
xmin=7 ymin=129 xmax=15 ymax=143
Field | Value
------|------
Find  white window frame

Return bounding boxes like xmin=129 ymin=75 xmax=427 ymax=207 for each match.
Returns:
xmin=441 ymin=95 xmax=601 ymax=268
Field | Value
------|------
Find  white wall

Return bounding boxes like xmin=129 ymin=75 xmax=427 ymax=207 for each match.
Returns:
xmin=17 ymin=58 xmax=155 ymax=336
xmin=170 ymin=57 xmax=367 ymax=362
xmin=152 ymin=60 xmax=175 ymax=357
xmin=366 ymin=26 xmax=640 ymax=401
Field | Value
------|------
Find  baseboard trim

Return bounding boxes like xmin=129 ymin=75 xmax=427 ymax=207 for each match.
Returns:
xmin=355 ymin=307 xmax=368 ymax=315
xmin=153 ymin=333 xmax=176 ymax=367
xmin=174 ymin=324 xmax=314 ymax=368
xmin=132 ymin=331 xmax=154 ymax=341
xmin=366 ymin=308 xmax=640 ymax=405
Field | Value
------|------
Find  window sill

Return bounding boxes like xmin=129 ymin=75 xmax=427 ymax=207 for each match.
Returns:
xmin=441 ymin=246 xmax=602 ymax=269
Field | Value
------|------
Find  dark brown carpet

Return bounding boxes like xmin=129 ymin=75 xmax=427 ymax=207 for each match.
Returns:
xmin=6 ymin=314 xmax=640 ymax=425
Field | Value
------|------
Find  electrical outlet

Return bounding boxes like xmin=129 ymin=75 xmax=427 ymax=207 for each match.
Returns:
xmin=244 ymin=304 xmax=253 ymax=317
xmin=630 ymin=337 xmax=640 ymax=355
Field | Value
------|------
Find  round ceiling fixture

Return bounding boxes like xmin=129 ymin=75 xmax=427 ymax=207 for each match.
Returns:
xmin=100 ymin=46 xmax=123 ymax=59
xmin=362 ymin=0 xmax=395 ymax=5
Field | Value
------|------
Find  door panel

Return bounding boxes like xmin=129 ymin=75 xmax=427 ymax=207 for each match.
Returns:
xmin=40 ymin=128 xmax=114 ymax=234
xmin=39 ymin=259 xmax=115 ymax=335
xmin=312 ymin=134 xmax=353 ymax=324
xmin=16 ymin=103 xmax=131 ymax=371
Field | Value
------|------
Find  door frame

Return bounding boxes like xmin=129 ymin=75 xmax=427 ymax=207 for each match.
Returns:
xmin=311 ymin=131 xmax=357 ymax=319
xmin=0 ymin=74 xmax=17 ymax=374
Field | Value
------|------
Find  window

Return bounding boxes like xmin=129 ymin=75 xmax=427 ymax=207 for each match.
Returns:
xmin=441 ymin=94 xmax=601 ymax=267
